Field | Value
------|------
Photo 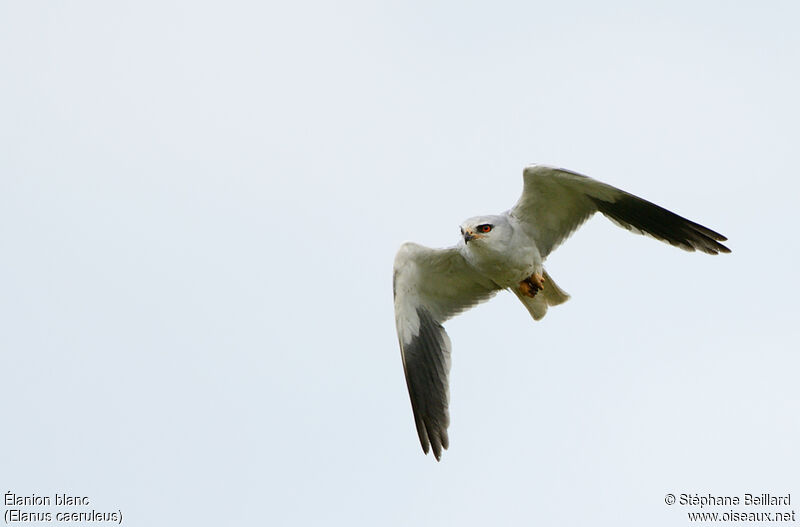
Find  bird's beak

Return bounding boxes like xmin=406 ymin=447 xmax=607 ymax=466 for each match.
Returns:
xmin=463 ymin=231 xmax=476 ymax=243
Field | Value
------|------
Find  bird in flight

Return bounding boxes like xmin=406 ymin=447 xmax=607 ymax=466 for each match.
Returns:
xmin=393 ymin=164 xmax=730 ymax=461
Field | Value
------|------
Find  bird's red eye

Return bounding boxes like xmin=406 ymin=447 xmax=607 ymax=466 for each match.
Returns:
xmin=478 ymin=224 xmax=493 ymax=233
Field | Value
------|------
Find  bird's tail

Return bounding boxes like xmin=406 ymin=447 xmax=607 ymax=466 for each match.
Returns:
xmin=512 ymin=269 xmax=570 ymax=321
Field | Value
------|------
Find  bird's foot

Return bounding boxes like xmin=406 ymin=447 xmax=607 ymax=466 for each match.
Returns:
xmin=519 ymin=273 xmax=545 ymax=298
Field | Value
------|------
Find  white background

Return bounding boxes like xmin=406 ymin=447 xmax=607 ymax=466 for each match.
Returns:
xmin=1 ymin=1 xmax=798 ymax=525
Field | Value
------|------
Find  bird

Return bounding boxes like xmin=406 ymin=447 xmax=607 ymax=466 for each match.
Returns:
xmin=392 ymin=164 xmax=730 ymax=461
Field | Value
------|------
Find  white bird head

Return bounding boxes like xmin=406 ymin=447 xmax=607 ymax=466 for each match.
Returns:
xmin=459 ymin=214 xmax=512 ymax=249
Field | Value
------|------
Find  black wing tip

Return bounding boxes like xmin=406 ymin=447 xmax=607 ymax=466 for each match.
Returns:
xmin=420 ymin=438 xmax=430 ymax=454
xmin=404 ymin=307 xmax=452 ymax=462
xmin=694 ymin=230 xmax=731 ymax=254
xmin=426 ymin=438 xmax=447 ymax=462
xmin=432 ymin=431 xmax=448 ymax=461
xmin=689 ymin=237 xmax=731 ymax=255
xmin=705 ymin=242 xmax=732 ymax=255
xmin=416 ymin=432 xmax=446 ymax=462
xmin=416 ymin=421 xmax=448 ymax=461
xmin=592 ymin=194 xmax=732 ymax=256
xmin=682 ymin=236 xmax=732 ymax=255
xmin=691 ymin=226 xmax=731 ymax=252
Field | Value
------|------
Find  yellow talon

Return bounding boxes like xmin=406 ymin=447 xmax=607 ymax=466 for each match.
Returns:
xmin=519 ymin=273 xmax=545 ymax=298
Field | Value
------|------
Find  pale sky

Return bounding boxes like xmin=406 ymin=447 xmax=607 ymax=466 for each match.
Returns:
xmin=1 ymin=1 xmax=799 ymax=525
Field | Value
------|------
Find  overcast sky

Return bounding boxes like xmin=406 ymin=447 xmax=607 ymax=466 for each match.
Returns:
xmin=2 ymin=1 xmax=799 ymax=525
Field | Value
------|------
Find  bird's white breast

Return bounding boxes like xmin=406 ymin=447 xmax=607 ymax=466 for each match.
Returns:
xmin=460 ymin=228 xmax=540 ymax=288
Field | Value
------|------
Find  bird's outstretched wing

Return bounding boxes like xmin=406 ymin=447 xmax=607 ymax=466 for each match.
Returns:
xmin=508 ymin=165 xmax=730 ymax=258
xmin=393 ymin=242 xmax=500 ymax=460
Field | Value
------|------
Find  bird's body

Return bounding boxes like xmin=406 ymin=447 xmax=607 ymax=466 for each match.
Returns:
xmin=393 ymin=165 xmax=730 ymax=461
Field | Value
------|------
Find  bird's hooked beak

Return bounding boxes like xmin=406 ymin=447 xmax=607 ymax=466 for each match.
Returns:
xmin=463 ymin=230 xmax=476 ymax=243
